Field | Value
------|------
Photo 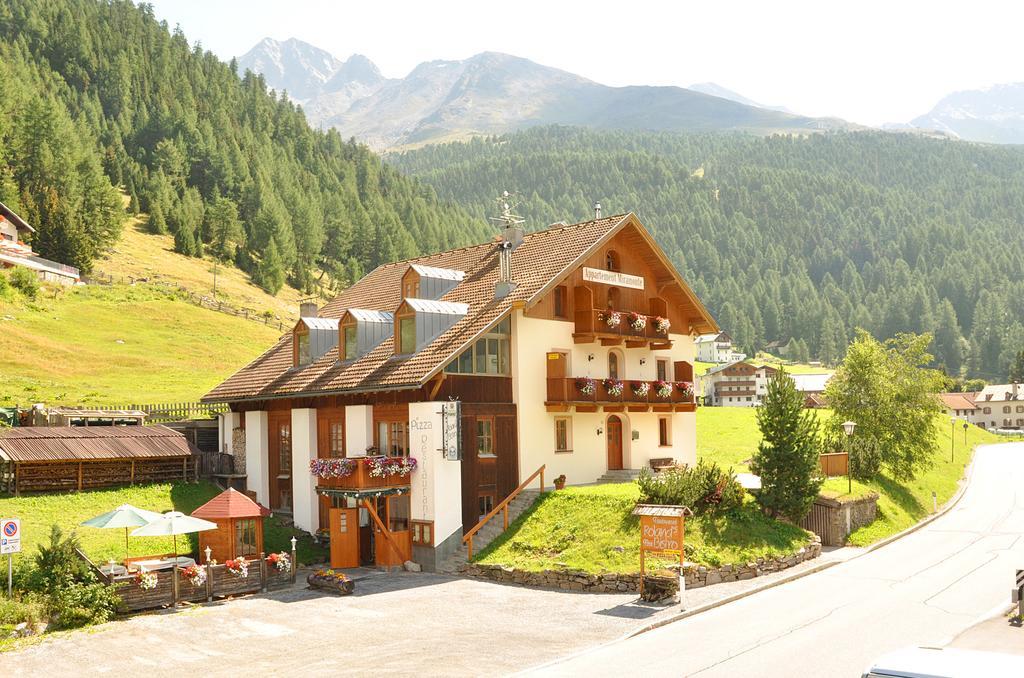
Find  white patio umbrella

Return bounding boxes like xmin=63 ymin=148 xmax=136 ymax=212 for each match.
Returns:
xmin=131 ymin=511 xmax=217 ymax=558
xmin=81 ymin=504 xmax=164 ymax=560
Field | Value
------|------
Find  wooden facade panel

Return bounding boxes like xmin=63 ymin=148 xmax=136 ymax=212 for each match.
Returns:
xmin=433 ymin=374 xmax=512 ymax=402
xmin=525 ymin=227 xmax=696 ymax=331
xmin=459 ymin=406 xmax=519 ymax=535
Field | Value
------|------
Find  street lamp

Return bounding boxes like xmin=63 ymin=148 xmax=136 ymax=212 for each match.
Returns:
xmin=842 ymin=420 xmax=856 ymax=494
xmin=963 ymin=421 xmax=969 ymax=446
xmin=950 ymin=416 xmax=956 ymax=463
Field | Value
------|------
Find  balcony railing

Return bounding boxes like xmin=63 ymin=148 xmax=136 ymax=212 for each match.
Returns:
xmin=546 ymin=377 xmax=695 ymax=406
xmin=310 ymin=456 xmax=415 ymax=492
xmin=574 ymin=308 xmax=672 ymax=343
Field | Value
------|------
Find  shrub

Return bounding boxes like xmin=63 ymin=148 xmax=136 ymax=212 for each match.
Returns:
xmin=8 ymin=266 xmax=40 ymax=300
xmin=28 ymin=525 xmax=93 ymax=594
xmin=638 ymin=460 xmax=744 ymax=516
xmin=45 ymin=581 xmax=119 ymax=629
xmin=0 ymin=593 xmax=46 ymax=627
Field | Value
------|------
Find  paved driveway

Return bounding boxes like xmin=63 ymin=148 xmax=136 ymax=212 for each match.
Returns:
xmin=4 ymin=569 xmax=675 ymax=676
xmin=531 ymin=443 xmax=1024 ymax=677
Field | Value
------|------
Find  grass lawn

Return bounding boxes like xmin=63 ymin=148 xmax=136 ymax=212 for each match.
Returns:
xmin=474 ymin=483 xmax=810 ymax=573
xmin=99 ymin=216 xmax=313 ymax=320
xmin=698 ymin=406 xmax=1012 ymax=546
xmin=0 ymin=283 xmax=281 ymax=405
xmin=820 ymin=418 xmax=1011 ymax=545
xmin=0 ymin=481 xmax=326 ymax=572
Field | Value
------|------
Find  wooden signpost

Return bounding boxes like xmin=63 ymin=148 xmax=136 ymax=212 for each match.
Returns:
xmin=632 ymin=504 xmax=691 ymax=596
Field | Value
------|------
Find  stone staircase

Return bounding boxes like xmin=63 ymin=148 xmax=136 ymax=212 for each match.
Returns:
xmin=595 ymin=469 xmax=642 ymax=484
xmin=436 ymin=489 xmax=541 ymax=574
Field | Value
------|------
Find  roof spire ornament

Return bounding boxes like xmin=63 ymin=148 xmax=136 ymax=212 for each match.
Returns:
xmin=489 ymin=190 xmax=525 ymax=231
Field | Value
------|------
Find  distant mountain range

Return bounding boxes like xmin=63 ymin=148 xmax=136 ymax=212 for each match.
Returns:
xmin=237 ymin=38 xmax=851 ymax=150
xmin=687 ymin=82 xmax=794 ymax=114
xmin=908 ymin=83 xmax=1024 ymax=144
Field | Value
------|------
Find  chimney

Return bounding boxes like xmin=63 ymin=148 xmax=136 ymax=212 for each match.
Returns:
xmin=594 ymin=202 xmax=602 ymax=219
xmin=299 ymin=299 xmax=318 ymax=318
xmin=495 ymin=239 xmax=517 ymax=299
xmin=1014 ymin=382 xmax=1020 ymax=399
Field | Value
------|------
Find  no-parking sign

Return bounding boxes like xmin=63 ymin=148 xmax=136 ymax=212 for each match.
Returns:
xmin=0 ymin=518 xmax=21 ymax=554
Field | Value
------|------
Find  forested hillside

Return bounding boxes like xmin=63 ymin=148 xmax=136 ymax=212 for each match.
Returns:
xmin=392 ymin=127 xmax=1024 ymax=381
xmin=0 ymin=0 xmax=487 ymax=292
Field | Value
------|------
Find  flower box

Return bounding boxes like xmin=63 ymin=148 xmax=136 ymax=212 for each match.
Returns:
xmin=315 ymin=456 xmax=415 ymax=490
xmin=307 ymin=569 xmax=355 ymax=595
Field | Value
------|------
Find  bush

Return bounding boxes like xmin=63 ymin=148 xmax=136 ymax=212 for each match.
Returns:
xmin=8 ymin=266 xmax=40 ymax=300
xmin=0 ymin=593 xmax=47 ymax=628
xmin=45 ymin=581 xmax=119 ymax=629
xmin=638 ymin=460 xmax=744 ymax=516
xmin=27 ymin=525 xmax=93 ymax=594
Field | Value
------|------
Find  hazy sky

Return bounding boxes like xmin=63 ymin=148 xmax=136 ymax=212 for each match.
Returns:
xmin=146 ymin=0 xmax=1024 ymax=126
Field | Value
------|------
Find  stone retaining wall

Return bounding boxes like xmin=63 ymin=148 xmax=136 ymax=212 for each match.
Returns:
xmin=463 ymin=534 xmax=822 ymax=593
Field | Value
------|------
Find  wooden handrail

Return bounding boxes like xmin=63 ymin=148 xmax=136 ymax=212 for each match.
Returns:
xmin=463 ymin=464 xmax=545 ymax=559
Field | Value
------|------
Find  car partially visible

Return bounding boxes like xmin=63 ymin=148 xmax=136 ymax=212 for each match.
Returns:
xmin=862 ymin=646 xmax=1024 ymax=678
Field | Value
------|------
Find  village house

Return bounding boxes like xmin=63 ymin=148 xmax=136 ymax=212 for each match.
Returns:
xmin=695 ymin=331 xmax=744 ymax=364
xmin=0 ymin=201 xmax=80 ymax=285
xmin=971 ymin=383 xmax=1024 ymax=430
xmin=938 ymin=392 xmax=979 ymax=424
xmin=203 ymin=212 xmax=717 ymax=571
xmin=701 ymin=360 xmax=831 ymax=407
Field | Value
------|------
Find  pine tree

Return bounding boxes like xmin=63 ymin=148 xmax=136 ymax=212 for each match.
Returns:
xmin=257 ymin=239 xmax=285 ymax=294
xmin=751 ymin=369 xmax=824 ymax=521
xmin=148 ymin=203 xmax=167 ymax=234
xmin=1010 ymin=350 xmax=1024 ymax=383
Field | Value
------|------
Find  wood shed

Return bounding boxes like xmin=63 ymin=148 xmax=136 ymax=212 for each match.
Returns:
xmin=191 ymin=487 xmax=271 ymax=563
xmin=0 ymin=425 xmax=197 ymax=494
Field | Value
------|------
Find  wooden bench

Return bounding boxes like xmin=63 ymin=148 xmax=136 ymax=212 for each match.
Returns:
xmin=650 ymin=457 xmax=676 ymax=473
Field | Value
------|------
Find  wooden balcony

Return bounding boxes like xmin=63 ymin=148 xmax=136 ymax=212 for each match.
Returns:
xmin=546 ymin=377 xmax=696 ymax=413
xmin=313 ymin=457 xmax=412 ymax=495
xmin=572 ymin=307 xmax=672 ymax=349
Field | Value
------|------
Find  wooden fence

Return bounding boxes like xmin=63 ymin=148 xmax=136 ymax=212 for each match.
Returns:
xmin=108 ymin=548 xmax=297 ymax=612
xmin=94 ymin=401 xmax=228 ymax=423
xmin=85 ymin=270 xmax=297 ymax=331
xmin=819 ymin=452 xmax=848 ymax=477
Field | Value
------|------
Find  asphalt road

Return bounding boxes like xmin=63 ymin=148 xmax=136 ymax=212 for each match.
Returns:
xmin=532 ymin=442 xmax=1024 ymax=677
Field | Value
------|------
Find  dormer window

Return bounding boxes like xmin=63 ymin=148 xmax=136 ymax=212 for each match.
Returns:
xmin=393 ymin=298 xmax=469 ymax=356
xmin=399 ymin=316 xmax=416 ymax=355
xmin=403 ymin=263 xmax=465 ymax=301
xmin=292 ymin=317 xmax=339 ymax=367
xmin=338 ymin=309 xmax=393 ymax=362
xmin=297 ymin=330 xmax=311 ymax=365
xmin=342 ymin=323 xmax=357 ymax=360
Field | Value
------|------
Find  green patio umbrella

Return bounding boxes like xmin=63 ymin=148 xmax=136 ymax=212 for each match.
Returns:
xmin=130 ymin=511 xmax=217 ymax=558
xmin=81 ymin=504 xmax=164 ymax=561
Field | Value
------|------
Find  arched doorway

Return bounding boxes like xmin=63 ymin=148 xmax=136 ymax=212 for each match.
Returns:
xmin=606 ymin=415 xmax=623 ymax=470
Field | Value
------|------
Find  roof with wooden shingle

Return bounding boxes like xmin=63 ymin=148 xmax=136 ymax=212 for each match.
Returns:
xmin=0 ymin=425 xmax=195 ymax=462
xmin=203 ymin=213 xmax=716 ymax=403
xmin=191 ymin=487 xmax=271 ymax=519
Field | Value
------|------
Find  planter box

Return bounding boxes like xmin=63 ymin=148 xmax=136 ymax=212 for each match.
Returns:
xmin=307 ymin=571 xmax=355 ymax=595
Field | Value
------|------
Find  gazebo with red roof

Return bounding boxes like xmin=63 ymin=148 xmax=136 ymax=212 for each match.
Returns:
xmin=191 ymin=488 xmax=271 ymax=563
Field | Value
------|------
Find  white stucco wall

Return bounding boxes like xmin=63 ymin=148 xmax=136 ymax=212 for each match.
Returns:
xmin=345 ymin=405 xmax=373 ymax=457
xmin=511 ymin=309 xmax=697 ymax=485
xmin=219 ymin=412 xmax=241 ymax=454
xmin=408 ymin=401 xmax=463 ymax=544
xmin=244 ymin=410 xmax=269 ymax=506
xmin=290 ymin=408 xmax=319 ymax=533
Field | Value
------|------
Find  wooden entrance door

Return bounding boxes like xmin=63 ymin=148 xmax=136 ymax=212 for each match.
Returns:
xmin=329 ymin=507 xmax=359 ymax=569
xmin=607 ymin=415 xmax=623 ymax=470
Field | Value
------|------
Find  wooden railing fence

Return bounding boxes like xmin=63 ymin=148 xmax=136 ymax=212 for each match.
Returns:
xmin=463 ymin=465 xmax=545 ymax=559
xmin=89 ymin=401 xmax=228 ymax=423
xmin=84 ymin=270 xmax=299 ymax=331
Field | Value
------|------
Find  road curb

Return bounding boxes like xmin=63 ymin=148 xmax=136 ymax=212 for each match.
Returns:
xmin=626 ymin=449 xmax=980 ymax=639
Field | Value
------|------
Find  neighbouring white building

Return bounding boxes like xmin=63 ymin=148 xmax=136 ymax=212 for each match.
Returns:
xmin=695 ymin=331 xmax=745 ymax=364
xmin=938 ymin=393 xmax=980 ymax=423
xmin=702 ymin=361 xmax=832 ymax=408
xmin=204 ymin=212 xmax=717 ymax=571
xmin=0 ymin=201 xmax=80 ymax=285
xmin=971 ymin=383 xmax=1024 ymax=430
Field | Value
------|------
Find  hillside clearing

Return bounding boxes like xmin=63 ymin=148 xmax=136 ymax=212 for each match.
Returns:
xmin=0 ymin=283 xmax=281 ymax=405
